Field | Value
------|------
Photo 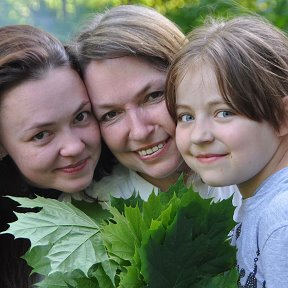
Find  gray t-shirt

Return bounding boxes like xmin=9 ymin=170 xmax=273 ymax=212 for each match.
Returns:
xmin=231 ymin=167 xmax=288 ymax=287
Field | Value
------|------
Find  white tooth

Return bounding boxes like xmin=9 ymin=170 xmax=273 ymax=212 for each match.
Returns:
xmin=152 ymin=146 xmax=158 ymax=152
xmin=138 ymin=142 xmax=165 ymax=156
xmin=147 ymin=148 xmax=153 ymax=154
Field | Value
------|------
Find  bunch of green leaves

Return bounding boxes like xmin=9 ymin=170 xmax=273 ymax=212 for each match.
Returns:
xmin=4 ymin=177 xmax=238 ymax=287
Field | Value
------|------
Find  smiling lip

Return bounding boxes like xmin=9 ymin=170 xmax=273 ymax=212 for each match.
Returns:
xmin=136 ymin=138 xmax=169 ymax=159
xmin=195 ymin=153 xmax=228 ymax=164
xmin=58 ymin=158 xmax=89 ymax=174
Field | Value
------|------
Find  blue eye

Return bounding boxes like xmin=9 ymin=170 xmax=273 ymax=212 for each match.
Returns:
xmin=216 ymin=111 xmax=234 ymax=118
xmin=178 ymin=114 xmax=194 ymax=122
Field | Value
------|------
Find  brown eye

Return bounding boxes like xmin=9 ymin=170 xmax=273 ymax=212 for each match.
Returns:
xmin=75 ymin=112 xmax=89 ymax=123
xmin=32 ymin=131 xmax=50 ymax=141
xmin=146 ymin=90 xmax=164 ymax=103
xmin=101 ymin=111 xmax=120 ymax=122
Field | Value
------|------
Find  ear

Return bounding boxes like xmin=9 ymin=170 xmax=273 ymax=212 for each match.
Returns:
xmin=277 ymin=96 xmax=288 ymax=137
xmin=0 ymin=145 xmax=8 ymax=160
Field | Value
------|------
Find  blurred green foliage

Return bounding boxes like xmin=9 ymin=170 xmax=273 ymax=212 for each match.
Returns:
xmin=0 ymin=0 xmax=287 ymax=40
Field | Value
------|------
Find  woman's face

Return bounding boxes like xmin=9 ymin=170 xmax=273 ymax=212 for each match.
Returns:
xmin=84 ymin=56 xmax=183 ymax=182
xmin=0 ymin=67 xmax=101 ymax=193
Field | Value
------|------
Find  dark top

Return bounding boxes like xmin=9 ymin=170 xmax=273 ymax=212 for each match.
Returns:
xmin=0 ymin=141 xmax=117 ymax=287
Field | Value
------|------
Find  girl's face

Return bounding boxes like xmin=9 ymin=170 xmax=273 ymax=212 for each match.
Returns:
xmin=175 ymin=64 xmax=281 ymax=198
xmin=84 ymin=56 xmax=183 ymax=186
xmin=0 ymin=67 xmax=101 ymax=193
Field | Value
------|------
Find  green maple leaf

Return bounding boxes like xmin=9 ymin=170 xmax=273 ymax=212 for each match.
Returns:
xmin=35 ymin=270 xmax=98 ymax=287
xmin=102 ymin=204 xmax=148 ymax=261
xmin=137 ymin=183 xmax=236 ymax=287
xmin=4 ymin=176 xmax=238 ymax=287
xmin=194 ymin=268 xmax=239 ymax=288
xmin=34 ymin=271 xmax=77 ymax=287
xmin=118 ymin=266 xmax=145 ymax=288
xmin=4 ymin=196 xmax=116 ymax=284
xmin=100 ymin=177 xmax=237 ymax=287
xmin=24 ymin=244 xmax=52 ymax=275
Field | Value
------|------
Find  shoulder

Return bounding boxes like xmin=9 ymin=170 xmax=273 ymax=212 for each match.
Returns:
xmin=259 ymin=190 xmax=288 ymax=247
xmin=264 ymin=191 xmax=288 ymax=220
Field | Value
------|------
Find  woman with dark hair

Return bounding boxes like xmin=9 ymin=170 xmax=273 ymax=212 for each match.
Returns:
xmin=0 ymin=24 xmax=106 ymax=287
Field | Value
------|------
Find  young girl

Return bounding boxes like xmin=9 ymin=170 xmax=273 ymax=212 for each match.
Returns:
xmin=166 ymin=15 xmax=288 ymax=287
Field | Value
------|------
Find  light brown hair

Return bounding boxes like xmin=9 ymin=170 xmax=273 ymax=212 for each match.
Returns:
xmin=68 ymin=4 xmax=186 ymax=73
xmin=166 ymin=15 xmax=288 ymax=131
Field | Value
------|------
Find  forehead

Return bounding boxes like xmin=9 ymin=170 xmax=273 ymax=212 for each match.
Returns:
xmin=177 ymin=64 xmax=217 ymax=96
xmin=84 ymin=57 xmax=166 ymax=105
xmin=0 ymin=67 xmax=87 ymax=128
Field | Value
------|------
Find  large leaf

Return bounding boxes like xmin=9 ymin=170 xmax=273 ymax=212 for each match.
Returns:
xmin=35 ymin=270 xmax=97 ymax=288
xmin=104 ymin=178 xmax=237 ymax=287
xmin=4 ymin=177 xmax=238 ymax=287
xmin=4 ymin=196 xmax=115 ymax=282
xmin=102 ymin=204 xmax=148 ymax=261
xmin=138 ymin=184 xmax=236 ymax=287
xmin=194 ymin=268 xmax=239 ymax=288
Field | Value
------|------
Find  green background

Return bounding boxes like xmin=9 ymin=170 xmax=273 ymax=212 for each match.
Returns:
xmin=0 ymin=0 xmax=287 ymax=41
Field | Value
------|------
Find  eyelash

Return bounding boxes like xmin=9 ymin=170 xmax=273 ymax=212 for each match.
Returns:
xmin=99 ymin=90 xmax=165 ymax=123
xmin=177 ymin=113 xmax=194 ymax=123
xmin=31 ymin=111 xmax=91 ymax=143
xmin=215 ymin=110 xmax=234 ymax=118
xmin=99 ymin=111 xmax=120 ymax=123
xmin=145 ymin=90 xmax=165 ymax=103
xmin=32 ymin=131 xmax=51 ymax=142
xmin=74 ymin=111 xmax=90 ymax=124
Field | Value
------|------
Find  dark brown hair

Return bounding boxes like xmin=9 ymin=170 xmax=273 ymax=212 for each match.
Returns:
xmin=0 ymin=24 xmax=113 ymax=287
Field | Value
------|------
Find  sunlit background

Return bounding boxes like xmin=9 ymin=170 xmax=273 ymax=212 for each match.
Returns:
xmin=0 ymin=0 xmax=287 ymax=42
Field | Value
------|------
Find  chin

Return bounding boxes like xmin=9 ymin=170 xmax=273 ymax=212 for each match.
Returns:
xmin=201 ymin=177 xmax=228 ymax=187
xmin=61 ymin=181 xmax=92 ymax=193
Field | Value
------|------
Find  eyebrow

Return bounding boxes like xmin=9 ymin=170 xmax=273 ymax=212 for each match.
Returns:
xmin=23 ymin=100 xmax=90 ymax=132
xmin=176 ymin=99 xmax=227 ymax=109
xmin=95 ymin=78 xmax=165 ymax=110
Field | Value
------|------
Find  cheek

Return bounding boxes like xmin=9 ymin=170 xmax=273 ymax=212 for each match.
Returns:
xmin=100 ymin=124 xmax=125 ymax=151
xmin=175 ymin=126 xmax=188 ymax=154
xmin=13 ymin=152 xmax=45 ymax=177
xmin=89 ymin=124 xmax=101 ymax=145
xmin=153 ymin=103 xmax=176 ymax=135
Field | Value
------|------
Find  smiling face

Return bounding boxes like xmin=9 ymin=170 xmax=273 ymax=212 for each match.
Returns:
xmin=84 ymin=56 xmax=184 ymax=188
xmin=175 ymin=64 xmax=281 ymax=197
xmin=0 ymin=67 xmax=101 ymax=193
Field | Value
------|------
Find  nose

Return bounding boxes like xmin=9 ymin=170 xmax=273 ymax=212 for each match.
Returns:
xmin=59 ymin=130 xmax=85 ymax=157
xmin=127 ymin=108 xmax=154 ymax=141
xmin=190 ymin=119 xmax=214 ymax=144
